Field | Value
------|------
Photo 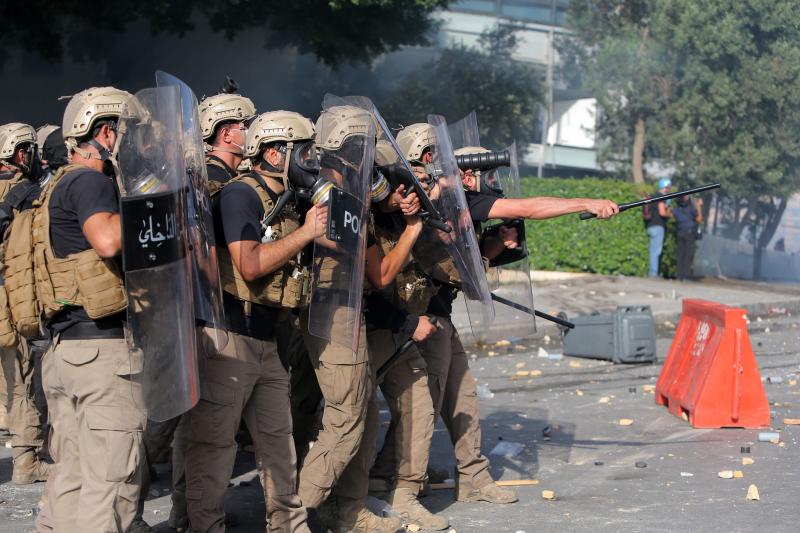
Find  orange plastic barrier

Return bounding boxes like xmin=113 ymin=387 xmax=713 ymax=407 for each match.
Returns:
xmin=655 ymin=299 xmax=770 ymax=428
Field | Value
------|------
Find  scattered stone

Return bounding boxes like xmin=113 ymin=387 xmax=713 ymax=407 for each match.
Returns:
xmin=790 ymin=380 xmax=798 ymax=386
xmin=635 ymin=461 xmax=647 ymax=468
xmin=758 ymin=432 xmax=780 ymax=442
xmin=569 ymin=361 xmax=582 ymax=368
xmin=766 ymin=376 xmax=783 ymax=384
xmin=783 ymin=418 xmax=800 ymax=425
xmin=680 ymin=472 xmax=694 ymax=477
xmin=746 ymin=484 xmax=760 ymax=501
xmin=742 ymin=457 xmax=755 ymax=465
xmin=476 ymin=384 xmax=494 ymax=399
xmin=599 ymin=396 xmax=611 ymax=404
xmin=576 ymin=389 xmax=584 ymax=396
xmin=594 ymin=461 xmax=604 ymax=466
xmin=537 ymin=347 xmax=549 ymax=358
xmin=618 ymin=418 xmax=634 ymax=426
xmin=643 ymin=384 xmax=655 ymax=393
xmin=488 ymin=351 xmax=498 ymax=357
xmin=408 ymin=524 xmax=421 ymax=532
xmin=490 ymin=441 xmax=524 ymax=458
xmin=495 ymin=339 xmax=511 ymax=347
xmin=541 ymin=490 xmax=556 ymax=500
xmin=516 ymin=370 xmax=531 ymax=377
xmin=718 ymin=470 xmax=734 ymax=479
xmin=543 ymin=335 xmax=551 ymax=344
xmin=734 ymin=470 xmax=744 ymax=478
xmin=530 ymin=370 xmax=543 ymax=377
xmin=515 ymin=362 xmax=526 ymax=369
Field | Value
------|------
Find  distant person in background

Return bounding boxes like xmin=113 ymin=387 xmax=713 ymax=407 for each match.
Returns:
xmin=643 ymin=178 xmax=673 ymax=277
xmin=673 ymin=194 xmax=703 ymax=281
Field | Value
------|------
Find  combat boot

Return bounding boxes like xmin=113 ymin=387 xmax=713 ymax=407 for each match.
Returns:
xmin=368 ymin=477 xmax=391 ymax=499
xmin=168 ymin=505 xmax=189 ymax=532
xmin=455 ymin=479 xmax=518 ymax=504
xmin=389 ymin=487 xmax=449 ymax=530
xmin=12 ymin=450 xmax=50 ymax=485
xmin=333 ymin=502 xmax=403 ymax=533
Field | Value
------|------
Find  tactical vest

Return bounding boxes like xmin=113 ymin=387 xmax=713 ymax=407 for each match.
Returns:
xmin=0 ymin=171 xmax=29 ymax=345
xmin=216 ymin=173 xmax=310 ymax=310
xmin=205 ymin=156 xmax=235 ymax=195
xmin=373 ymin=220 xmax=439 ymax=316
xmin=2 ymin=164 xmax=128 ymax=335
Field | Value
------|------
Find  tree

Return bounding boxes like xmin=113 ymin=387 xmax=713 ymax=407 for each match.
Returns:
xmin=0 ymin=0 xmax=449 ymax=68
xmin=562 ymin=0 xmax=800 ymax=277
xmin=558 ymin=0 xmax=671 ymax=184
xmin=380 ymin=25 xmax=543 ymax=151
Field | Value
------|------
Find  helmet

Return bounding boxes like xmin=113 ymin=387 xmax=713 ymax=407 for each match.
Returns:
xmin=374 ymin=139 xmax=399 ymax=167
xmin=61 ymin=86 xmax=132 ymax=141
xmin=658 ymin=177 xmax=672 ymax=190
xmin=0 ymin=123 xmax=36 ymax=161
xmin=35 ymin=124 xmax=59 ymax=159
xmin=244 ymin=110 xmax=315 ymax=158
xmin=453 ymin=146 xmax=489 ymax=157
xmin=198 ymin=93 xmax=256 ymax=140
xmin=396 ymin=123 xmax=437 ymax=163
xmin=315 ymin=105 xmax=374 ymax=151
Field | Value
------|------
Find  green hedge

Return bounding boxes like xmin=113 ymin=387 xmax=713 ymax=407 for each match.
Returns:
xmin=519 ymin=177 xmax=677 ymax=277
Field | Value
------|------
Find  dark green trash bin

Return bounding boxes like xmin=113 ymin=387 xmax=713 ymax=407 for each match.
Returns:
xmin=561 ymin=306 xmax=656 ymax=364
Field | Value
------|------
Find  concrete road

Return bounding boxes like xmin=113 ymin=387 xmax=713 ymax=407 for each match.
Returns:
xmin=1 ymin=297 xmax=798 ymax=532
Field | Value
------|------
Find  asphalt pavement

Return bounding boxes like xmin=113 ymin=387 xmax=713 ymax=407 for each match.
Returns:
xmin=1 ymin=276 xmax=799 ymax=532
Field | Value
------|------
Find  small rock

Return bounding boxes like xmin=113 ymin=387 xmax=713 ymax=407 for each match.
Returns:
xmin=789 ymin=380 xmax=797 ymax=386
xmin=680 ymin=472 xmax=694 ymax=477
xmin=718 ymin=470 xmax=734 ymax=479
xmin=618 ymin=418 xmax=634 ymax=426
xmin=783 ymin=418 xmax=800 ymax=425
xmin=742 ymin=457 xmax=755 ymax=465
xmin=515 ymin=362 xmax=526 ymax=369
xmin=746 ymin=484 xmax=760 ymax=501
xmin=594 ymin=461 xmax=604 ymax=466
xmin=488 ymin=351 xmax=498 ymax=357
xmin=599 ymin=396 xmax=611 ymax=404
xmin=516 ymin=370 xmax=530 ymax=377
xmin=643 ymin=384 xmax=655 ymax=393
xmin=576 ymin=389 xmax=584 ymax=396
xmin=569 ymin=361 xmax=582 ymax=368
xmin=541 ymin=490 xmax=556 ymax=500
xmin=635 ymin=461 xmax=647 ymax=468
xmin=530 ymin=370 xmax=543 ymax=377
xmin=495 ymin=339 xmax=511 ymax=347
xmin=543 ymin=335 xmax=551 ymax=344
xmin=408 ymin=524 xmax=421 ymax=532
xmin=733 ymin=470 xmax=744 ymax=478
xmin=537 ymin=347 xmax=549 ymax=358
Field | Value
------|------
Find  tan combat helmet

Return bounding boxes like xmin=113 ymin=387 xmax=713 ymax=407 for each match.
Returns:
xmin=374 ymin=139 xmax=399 ymax=167
xmin=315 ymin=105 xmax=374 ymax=151
xmin=0 ymin=123 xmax=36 ymax=162
xmin=198 ymin=93 xmax=257 ymax=140
xmin=61 ymin=86 xmax=132 ymax=160
xmin=244 ymin=110 xmax=315 ymax=158
xmin=35 ymin=124 xmax=60 ymax=159
xmin=396 ymin=123 xmax=437 ymax=163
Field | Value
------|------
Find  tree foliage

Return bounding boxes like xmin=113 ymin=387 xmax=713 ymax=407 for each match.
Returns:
xmin=380 ymin=26 xmax=543 ymax=150
xmin=0 ymin=0 xmax=450 ymax=67
xmin=561 ymin=0 xmax=800 ymax=268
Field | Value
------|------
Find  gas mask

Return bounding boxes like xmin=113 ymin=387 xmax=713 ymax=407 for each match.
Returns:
xmin=21 ymin=143 xmax=43 ymax=181
xmin=371 ymin=167 xmax=390 ymax=202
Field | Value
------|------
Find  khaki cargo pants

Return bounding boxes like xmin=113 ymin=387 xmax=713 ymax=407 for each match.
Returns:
xmin=184 ymin=328 xmax=307 ymax=533
xmin=368 ymin=328 xmax=435 ymax=492
xmin=416 ymin=316 xmax=493 ymax=489
xmin=0 ymin=341 xmax=47 ymax=461
xmin=35 ymin=336 xmax=146 ymax=533
xmin=297 ymin=310 xmax=377 ymax=510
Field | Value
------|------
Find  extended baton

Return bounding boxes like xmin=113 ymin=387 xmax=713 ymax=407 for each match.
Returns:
xmin=490 ymin=293 xmax=575 ymax=329
xmin=376 ymin=316 xmax=440 ymax=381
xmin=579 ymin=183 xmax=720 ymax=220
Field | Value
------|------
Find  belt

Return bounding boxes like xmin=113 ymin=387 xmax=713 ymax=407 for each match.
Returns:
xmin=56 ymin=321 xmax=125 ymax=340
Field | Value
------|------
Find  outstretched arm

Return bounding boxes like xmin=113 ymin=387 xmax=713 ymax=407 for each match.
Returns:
xmin=487 ymin=197 xmax=619 ymax=220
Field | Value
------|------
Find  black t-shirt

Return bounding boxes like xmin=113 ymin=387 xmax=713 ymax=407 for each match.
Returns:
xmin=206 ymin=156 xmax=236 ymax=185
xmin=425 ymin=284 xmax=459 ymax=318
xmin=49 ymin=168 xmax=120 ymax=258
xmin=213 ymin=179 xmax=283 ymax=340
xmin=48 ymin=168 xmax=123 ymax=331
xmin=645 ymin=200 xmax=667 ymax=228
xmin=466 ymin=190 xmax=499 ymax=223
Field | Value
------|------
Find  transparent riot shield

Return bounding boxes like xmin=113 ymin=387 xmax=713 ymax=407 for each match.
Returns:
xmin=306 ymin=95 xmax=375 ymax=355
xmin=447 ymin=111 xmax=481 ymax=151
xmin=481 ymin=142 xmax=536 ymax=342
xmin=424 ymin=114 xmax=494 ymax=329
xmin=117 ymin=86 xmax=198 ymax=422
xmin=155 ymin=70 xmax=227 ymax=350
